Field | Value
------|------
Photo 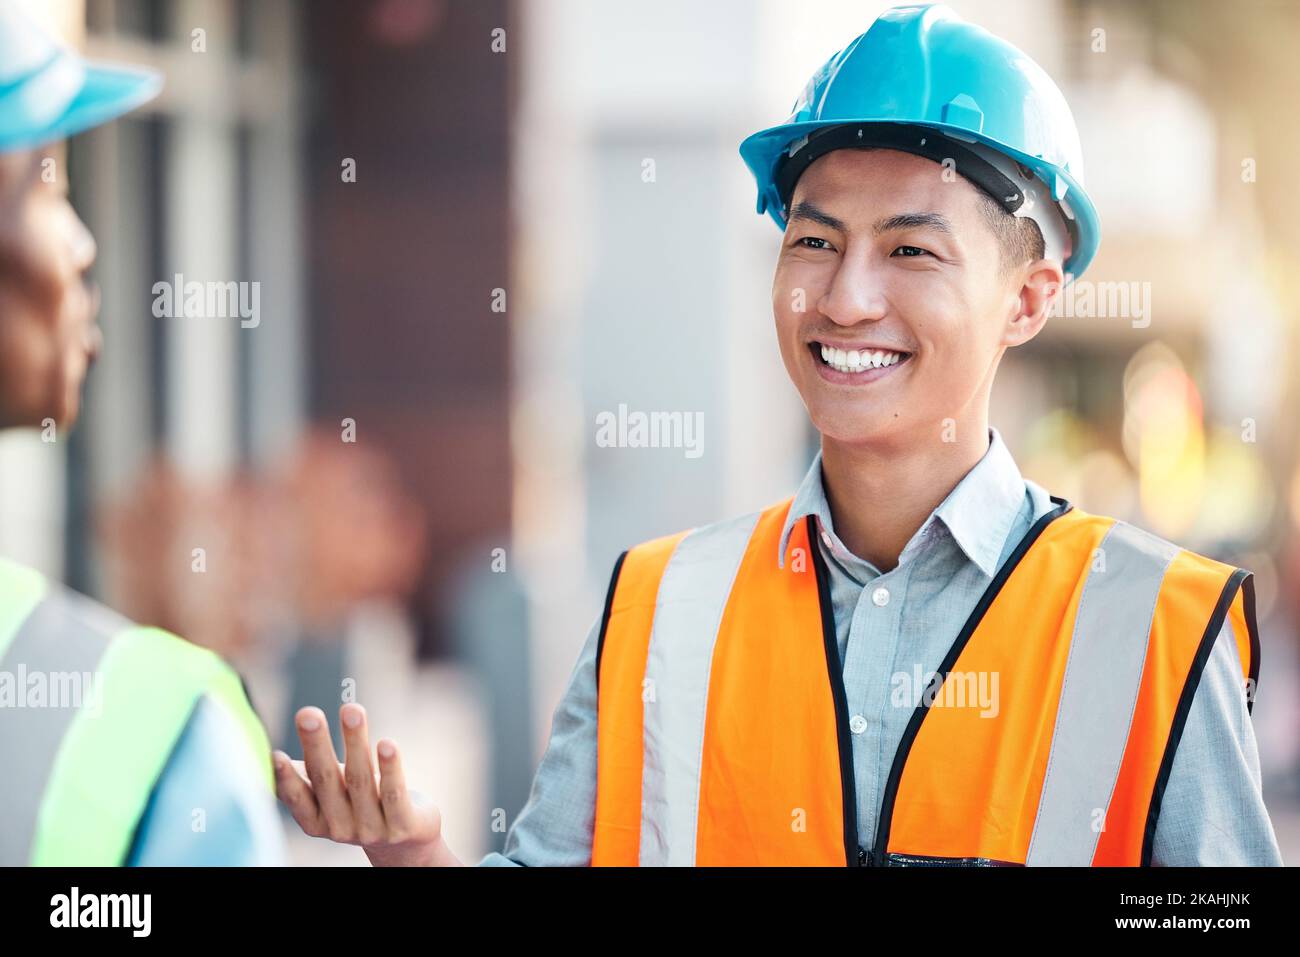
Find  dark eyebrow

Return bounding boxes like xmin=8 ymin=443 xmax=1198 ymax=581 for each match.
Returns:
xmin=873 ymin=212 xmax=953 ymax=236
xmin=788 ymin=201 xmax=846 ymax=233
xmin=788 ymin=203 xmax=953 ymax=239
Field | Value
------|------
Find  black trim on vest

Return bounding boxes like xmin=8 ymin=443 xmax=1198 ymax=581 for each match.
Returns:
xmin=1241 ymin=573 xmax=1261 ymax=718
xmin=807 ymin=514 xmax=864 ymax=868
xmin=594 ymin=550 xmax=629 ymax=696
xmin=1140 ymin=567 xmax=1251 ymax=866
xmin=871 ymin=495 xmax=1074 ymax=867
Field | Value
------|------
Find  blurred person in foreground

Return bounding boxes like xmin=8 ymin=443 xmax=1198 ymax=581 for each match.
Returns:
xmin=277 ymin=4 xmax=1281 ymax=866
xmin=0 ymin=2 xmax=284 ymax=865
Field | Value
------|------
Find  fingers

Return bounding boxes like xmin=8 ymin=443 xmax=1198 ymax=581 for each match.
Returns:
xmin=295 ymin=706 xmax=356 ymax=843
xmin=272 ymin=749 xmax=324 ymax=837
xmin=375 ymin=737 xmax=418 ymax=840
xmin=340 ymin=704 xmax=386 ymax=844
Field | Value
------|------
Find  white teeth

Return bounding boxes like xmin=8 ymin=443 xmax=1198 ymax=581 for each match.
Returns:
xmin=817 ymin=343 xmax=907 ymax=374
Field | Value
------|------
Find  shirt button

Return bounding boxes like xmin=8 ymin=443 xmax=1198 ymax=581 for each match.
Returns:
xmin=872 ymin=586 xmax=890 ymax=607
xmin=849 ymin=714 xmax=867 ymax=734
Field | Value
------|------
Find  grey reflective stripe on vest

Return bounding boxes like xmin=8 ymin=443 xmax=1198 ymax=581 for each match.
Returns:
xmin=1025 ymin=521 xmax=1180 ymax=866
xmin=639 ymin=510 xmax=761 ymax=866
xmin=0 ymin=589 xmax=129 ymax=865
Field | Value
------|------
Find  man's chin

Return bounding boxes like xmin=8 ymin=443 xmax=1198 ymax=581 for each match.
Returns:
xmin=37 ymin=379 xmax=86 ymax=432
xmin=57 ymin=390 xmax=83 ymax=430
xmin=811 ymin=416 xmax=883 ymax=444
xmin=806 ymin=408 xmax=903 ymax=448
xmin=55 ymin=359 xmax=92 ymax=428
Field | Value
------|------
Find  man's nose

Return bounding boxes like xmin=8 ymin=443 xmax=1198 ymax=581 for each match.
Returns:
xmin=817 ymin=255 xmax=888 ymax=326
xmin=64 ymin=202 xmax=97 ymax=275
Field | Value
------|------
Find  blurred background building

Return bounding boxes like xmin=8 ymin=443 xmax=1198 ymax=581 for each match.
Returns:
xmin=0 ymin=0 xmax=1296 ymax=864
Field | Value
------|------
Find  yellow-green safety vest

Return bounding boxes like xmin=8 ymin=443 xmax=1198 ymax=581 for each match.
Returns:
xmin=0 ymin=555 xmax=273 ymax=865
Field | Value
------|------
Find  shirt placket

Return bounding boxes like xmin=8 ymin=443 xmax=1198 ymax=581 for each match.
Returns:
xmin=839 ymin=555 xmax=912 ymax=853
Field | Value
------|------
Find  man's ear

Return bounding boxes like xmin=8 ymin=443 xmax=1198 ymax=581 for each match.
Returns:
xmin=1004 ymin=258 xmax=1065 ymax=347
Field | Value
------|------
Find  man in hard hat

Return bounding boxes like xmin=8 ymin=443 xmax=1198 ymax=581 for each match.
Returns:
xmin=276 ymin=4 xmax=1282 ymax=866
xmin=0 ymin=2 xmax=284 ymax=865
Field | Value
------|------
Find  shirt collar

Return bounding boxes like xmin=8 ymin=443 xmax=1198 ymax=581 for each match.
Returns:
xmin=776 ymin=426 xmax=1028 ymax=579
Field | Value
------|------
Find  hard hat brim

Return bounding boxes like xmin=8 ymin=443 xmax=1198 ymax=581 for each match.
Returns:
xmin=740 ymin=117 xmax=1101 ymax=280
xmin=0 ymin=59 xmax=161 ymax=152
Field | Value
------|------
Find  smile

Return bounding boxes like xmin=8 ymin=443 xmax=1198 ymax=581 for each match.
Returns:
xmin=807 ymin=341 xmax=913 ymax=381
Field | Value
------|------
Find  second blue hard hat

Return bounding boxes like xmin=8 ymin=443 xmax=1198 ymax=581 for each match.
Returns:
xmin=0 ymin=0 xmax=162 ymax=153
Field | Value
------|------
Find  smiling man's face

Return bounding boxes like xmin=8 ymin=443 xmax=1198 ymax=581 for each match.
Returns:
xmin=771 ymin=146 xmax=1058 ymax=449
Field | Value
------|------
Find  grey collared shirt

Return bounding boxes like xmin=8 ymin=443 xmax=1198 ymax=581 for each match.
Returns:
xmin=480 ymin=426 xmax=1283 ymax=866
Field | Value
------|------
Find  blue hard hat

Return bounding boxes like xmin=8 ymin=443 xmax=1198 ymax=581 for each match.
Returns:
xmin=0 ymin=1 xmax=161 ymax=153
xmin=739 ymin=3 xmax=1100 ymax=279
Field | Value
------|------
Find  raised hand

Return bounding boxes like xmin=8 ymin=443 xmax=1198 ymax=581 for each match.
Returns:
xmin=273 ymin=703 xmax=463 ymax=866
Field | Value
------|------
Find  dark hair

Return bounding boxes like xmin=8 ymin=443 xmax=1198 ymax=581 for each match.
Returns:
xmin=974 ymin=189 xmax=1045 ymax=276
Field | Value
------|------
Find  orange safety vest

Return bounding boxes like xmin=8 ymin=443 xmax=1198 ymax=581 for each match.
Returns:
xmin=591 ymin=496 xmax=1259 ymax=867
